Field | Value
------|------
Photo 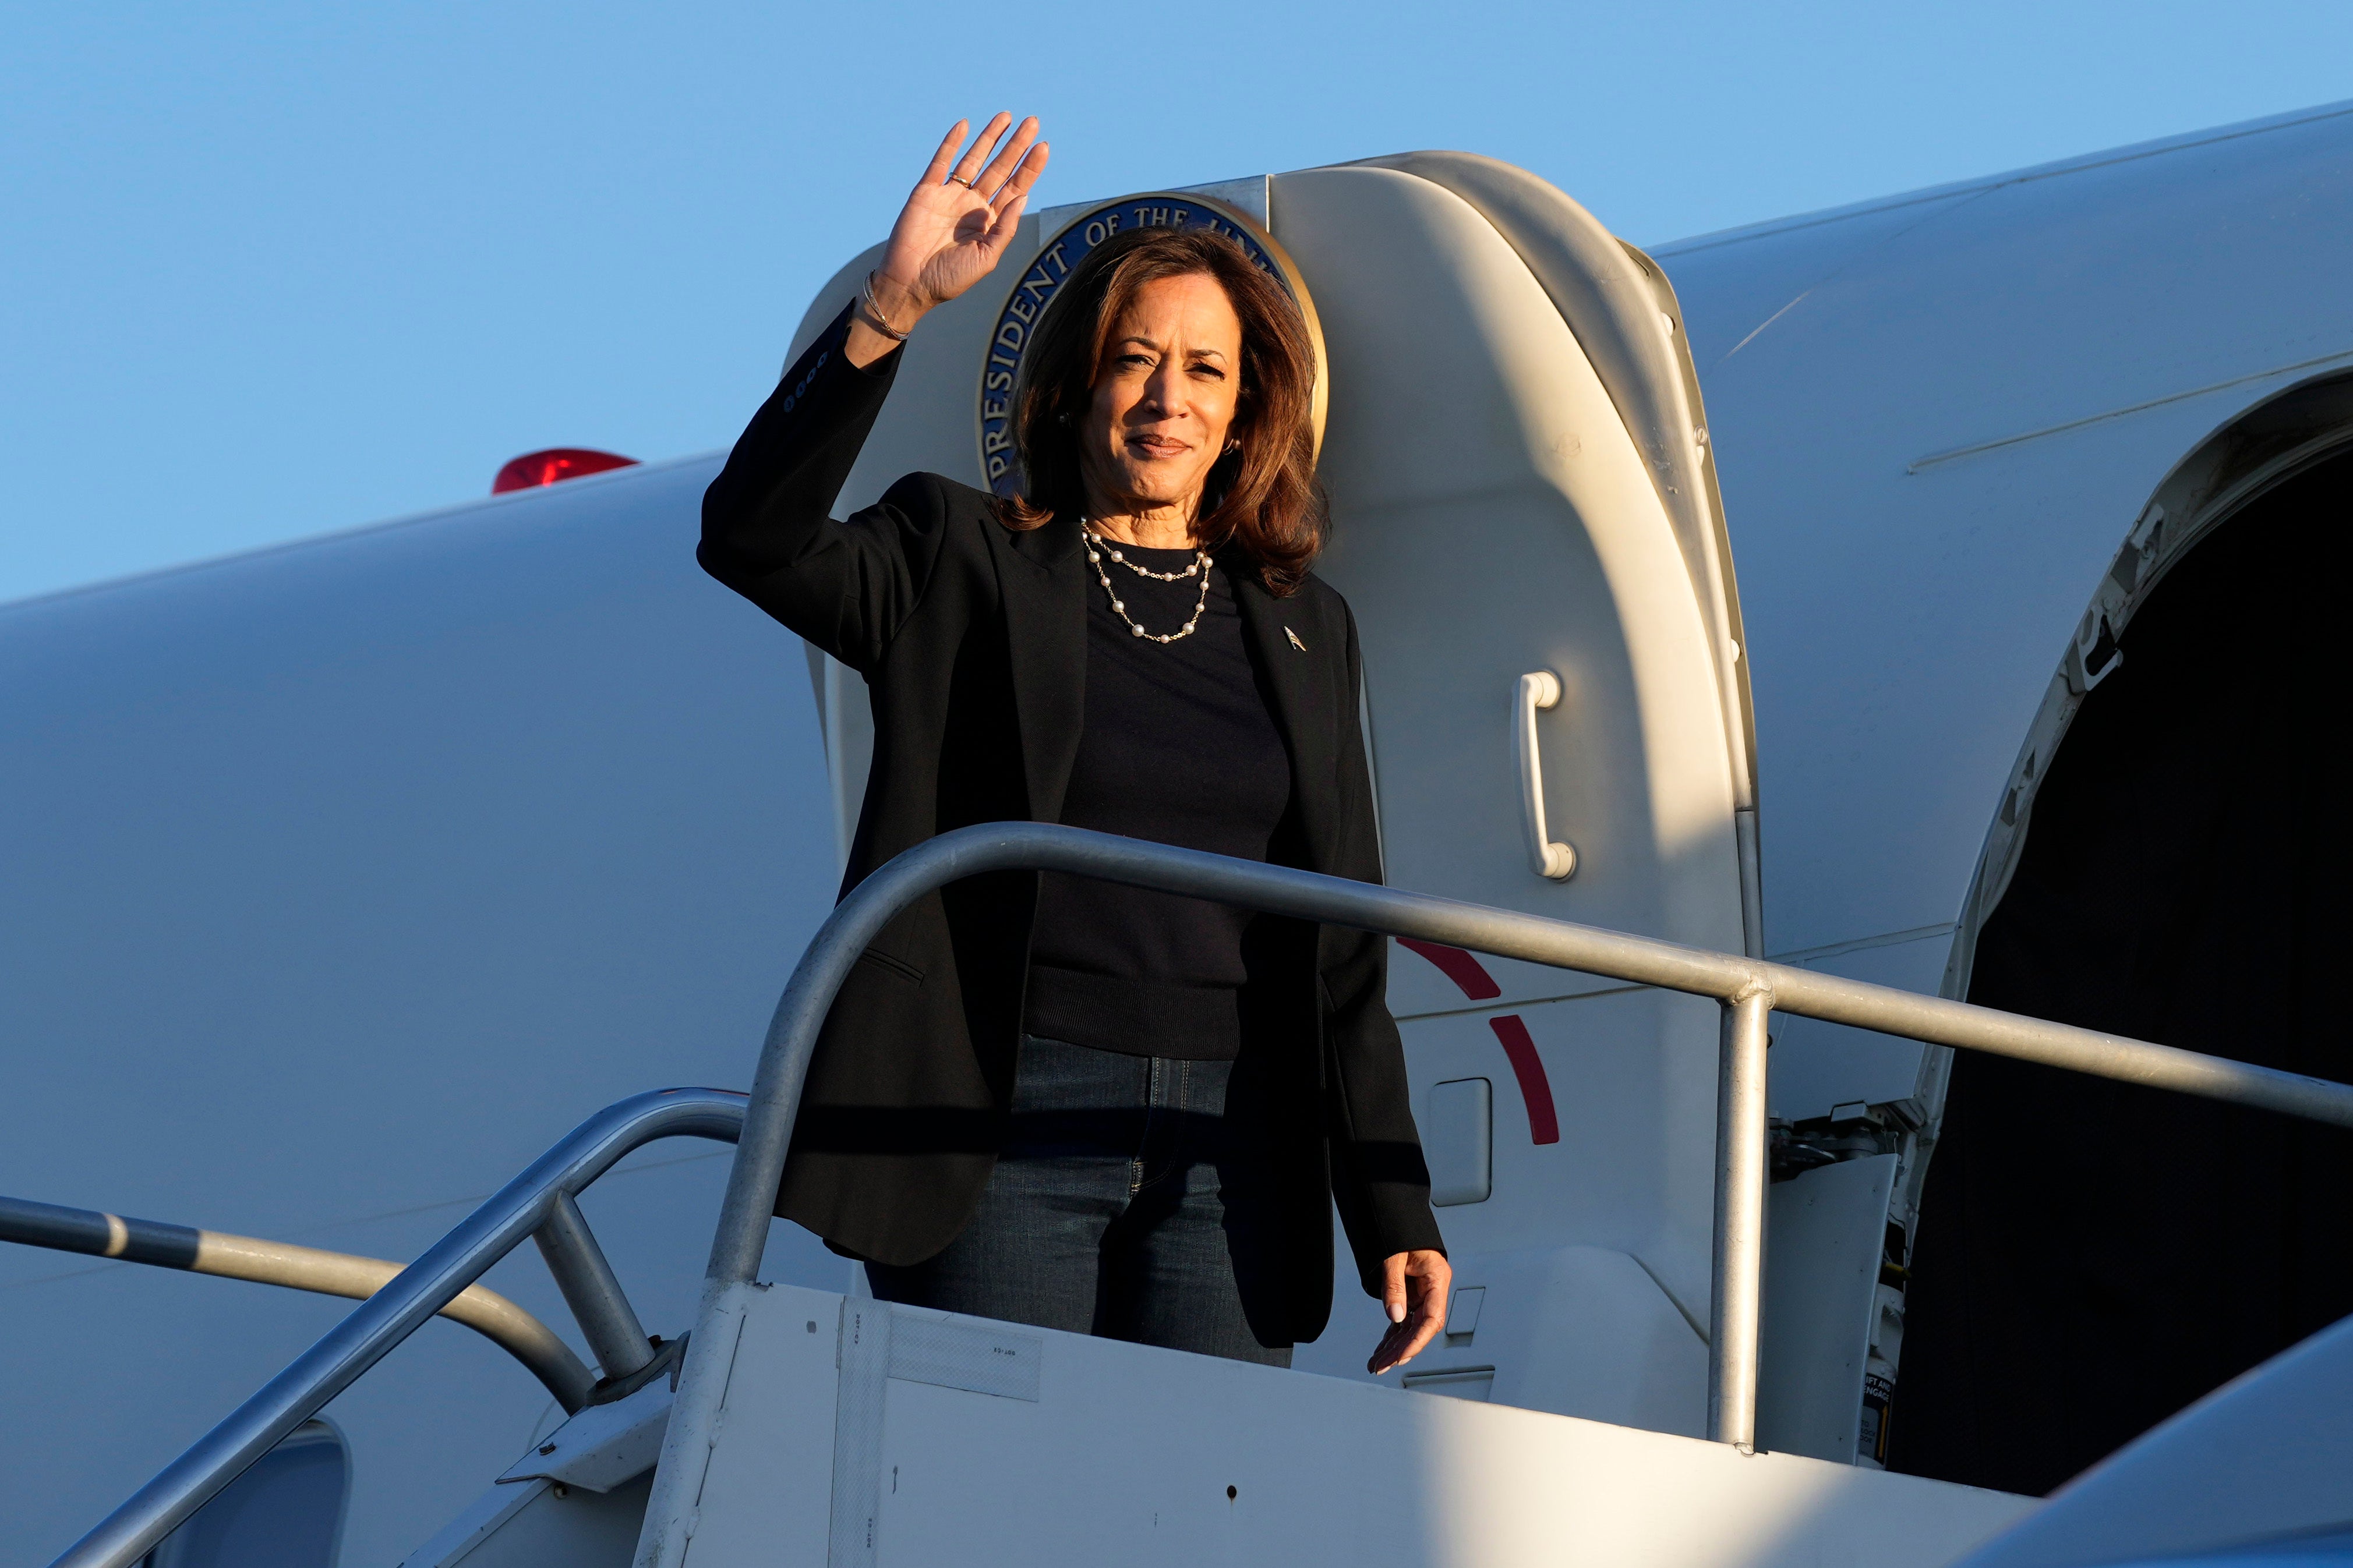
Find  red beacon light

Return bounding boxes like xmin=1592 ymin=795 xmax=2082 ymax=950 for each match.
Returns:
xmin=492 ymin=448 xmax=638 ymax=494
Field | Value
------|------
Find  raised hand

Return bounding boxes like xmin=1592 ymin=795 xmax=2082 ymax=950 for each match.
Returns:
xmin=874 ymin=114 xmax=1049 ymax=320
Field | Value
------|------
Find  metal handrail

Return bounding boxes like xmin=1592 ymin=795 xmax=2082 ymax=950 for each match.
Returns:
xmin=0 ymin=1194 xmax=595 ymax=1410
xmin=626 ymin=820 xmax=2353 ymax=1560
xmin=50 ymin=1086 xmax=746 ymax=1568
xmin=68 ymin=824 xmax=2353 ymax=1567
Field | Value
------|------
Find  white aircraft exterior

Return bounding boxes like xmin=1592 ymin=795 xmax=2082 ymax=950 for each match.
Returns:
xmin=4 ymin=98 xmax=2350 ymax=1566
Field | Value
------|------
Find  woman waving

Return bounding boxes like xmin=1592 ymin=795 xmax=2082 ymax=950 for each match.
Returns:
xmin=701 ymin=114 xmax=1449 ymax=1373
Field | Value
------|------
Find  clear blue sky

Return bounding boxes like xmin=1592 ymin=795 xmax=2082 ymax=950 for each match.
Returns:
xmin=6 ymin=2 xmax=2350 ymax=606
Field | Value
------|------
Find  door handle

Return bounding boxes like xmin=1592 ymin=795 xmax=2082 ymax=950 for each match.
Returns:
xmin=1515 ymin=671 xmax=1577 ymax=880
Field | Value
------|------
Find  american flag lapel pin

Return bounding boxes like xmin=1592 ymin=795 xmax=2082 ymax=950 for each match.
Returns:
xmin=1285 ymin=627 xmax=1307 ymax=652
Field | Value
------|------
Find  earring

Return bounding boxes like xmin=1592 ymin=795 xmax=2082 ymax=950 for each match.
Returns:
xmin=1224 ymin=439 xmax=1242 ymax=456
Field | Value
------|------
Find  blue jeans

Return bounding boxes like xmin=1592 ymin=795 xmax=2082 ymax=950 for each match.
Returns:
xmin=865 ymin=1035 xmax=1294 ymax=1367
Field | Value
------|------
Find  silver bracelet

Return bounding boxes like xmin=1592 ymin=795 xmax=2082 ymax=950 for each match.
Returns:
xmin=858 ymin=272 xmax=913 ymax=342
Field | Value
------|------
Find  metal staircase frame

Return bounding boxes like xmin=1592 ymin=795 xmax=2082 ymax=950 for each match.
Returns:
xmin=51 ymin=1087 xmax=746 ymax=1568
xmin=54 ymin=824 xmax=2353 ymax=1567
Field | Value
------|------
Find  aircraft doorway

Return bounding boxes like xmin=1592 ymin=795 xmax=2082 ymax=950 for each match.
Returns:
xmin=1890 ymin=445 xmax=2353 ymax=1495
xmin=790 ymin=157 xmax=1758 ymax=1436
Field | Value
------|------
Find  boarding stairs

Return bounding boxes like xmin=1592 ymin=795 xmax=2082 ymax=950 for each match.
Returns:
xmin=15 ymin=823 xmax=2353 ymax=1568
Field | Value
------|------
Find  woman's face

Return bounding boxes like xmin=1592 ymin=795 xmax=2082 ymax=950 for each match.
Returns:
xmin=1079 ymin=271 xmax=1245 ymax=525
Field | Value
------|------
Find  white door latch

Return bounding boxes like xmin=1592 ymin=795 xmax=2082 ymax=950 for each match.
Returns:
xmin=1515 ymin=671 xmax=1577 ymax=880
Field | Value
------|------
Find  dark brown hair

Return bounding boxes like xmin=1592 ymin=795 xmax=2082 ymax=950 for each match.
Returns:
xmin=999 ymin=225 xmax=1325 ymax=596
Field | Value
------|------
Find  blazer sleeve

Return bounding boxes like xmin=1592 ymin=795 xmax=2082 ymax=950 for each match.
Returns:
xmin=698 ymin=300 xmax=955 ymax=673
xmin=1320 ymin=597 xmax=1449 ymax=1295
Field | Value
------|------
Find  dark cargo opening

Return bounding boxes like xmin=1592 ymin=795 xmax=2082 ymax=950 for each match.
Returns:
xmin=1889 ymin=448 xmax=2353 ymax=1496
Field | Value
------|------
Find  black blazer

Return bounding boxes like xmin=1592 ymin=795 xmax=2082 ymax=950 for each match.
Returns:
xmin=700 ymin=303 xmax=1443 ymax=1340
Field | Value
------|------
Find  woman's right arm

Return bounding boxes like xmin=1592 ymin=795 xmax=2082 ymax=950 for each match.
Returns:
xmin=697 ymin=115 xmax=1048 ymax=671
xmin=698 ymin=306 xmax=928 ymax=671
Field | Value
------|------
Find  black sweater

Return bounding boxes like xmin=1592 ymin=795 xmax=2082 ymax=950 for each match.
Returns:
xmin=1025 ymin=543 xmax=1295 ymax=1059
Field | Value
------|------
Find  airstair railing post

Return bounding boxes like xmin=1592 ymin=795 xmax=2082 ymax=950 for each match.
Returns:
xmin=534 ymin=1190 xmax=655 ymax=1382
xmin=1707 ymin=986 xmax=1772 ymax=1453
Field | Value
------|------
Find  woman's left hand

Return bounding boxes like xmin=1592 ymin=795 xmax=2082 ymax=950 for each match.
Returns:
xmin=1368 ymin=1249 xmax=1452 ymax=1374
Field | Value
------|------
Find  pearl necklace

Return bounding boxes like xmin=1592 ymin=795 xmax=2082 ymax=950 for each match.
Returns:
xmin=1090 ymin=533 xmax=1203 ymax=582
xmin=1082 ymin=525 xmax=1213 ymax=643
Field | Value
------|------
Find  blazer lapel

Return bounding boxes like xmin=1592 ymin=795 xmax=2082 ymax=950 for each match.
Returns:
xmin=1231 ymin=563 xmax=1340 ymax=873
xmin=992 ymin=509 xmax=1089 ymax=824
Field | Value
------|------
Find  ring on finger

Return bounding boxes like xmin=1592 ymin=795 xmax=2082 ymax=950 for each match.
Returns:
xmin=946 ymin=173 xmax=977 ymax=188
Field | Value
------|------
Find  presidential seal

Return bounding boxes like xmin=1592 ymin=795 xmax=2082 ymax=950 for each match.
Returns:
xmin=974 ymin=193 xmax=1325 ymax=496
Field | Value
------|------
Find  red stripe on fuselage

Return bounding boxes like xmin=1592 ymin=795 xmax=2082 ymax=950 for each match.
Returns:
xmin=1397 ymin=940 xmax=1556 ymax=1146
xmin=1398 ymin=939 xmax=1501 ymax=1000
xmin=1486 ymin=1015 xmax=1561 ymax=1145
